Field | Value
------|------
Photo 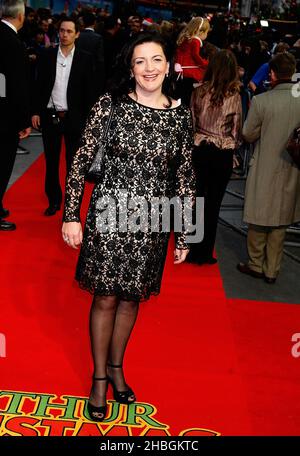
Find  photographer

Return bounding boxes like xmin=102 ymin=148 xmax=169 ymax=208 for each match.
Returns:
xmin=31 ymin=17 xmax=95 ymax=216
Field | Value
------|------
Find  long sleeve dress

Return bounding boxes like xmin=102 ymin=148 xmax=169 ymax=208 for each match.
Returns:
xmin=63 ymin=93 xmax=196 ymax=302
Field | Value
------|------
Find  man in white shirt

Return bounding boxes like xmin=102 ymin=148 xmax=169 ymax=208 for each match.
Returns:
xmin=32 ymin=17 xmax=95 ymax=216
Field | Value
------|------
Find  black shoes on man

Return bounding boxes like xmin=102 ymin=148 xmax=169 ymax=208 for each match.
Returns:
xmin=0 ymin=219 xmax=16 ymax=231
xmin=0 ymin=207 xmax=16 ymax=231
xmin=0 ymin=203 xmax=61 ymax=231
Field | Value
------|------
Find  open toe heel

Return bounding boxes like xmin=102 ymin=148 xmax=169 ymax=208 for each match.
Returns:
xmin=87 ymin=376 xmax=108 ymax=422
xmin=107 ymin=363 xmax=136 ymax=404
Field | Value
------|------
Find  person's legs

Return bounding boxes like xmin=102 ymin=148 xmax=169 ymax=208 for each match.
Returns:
xmin=190 ymin=144 xmax=233 ymax=262
xmin=263 ymin=226 xmax=287 ymax=278
xmin=107 ymin=299 xmax=139 ymax=400
xmin=200 ymin=147 xmax=233 ymax=260
xmin=247 ymin=224 xmax=268 ymax=273
xmin=88 ymin=295 xmax=118 ymax=415
xmin=41 ymin=113 xmax=63 ymax=208
xmin=0 ymin=131 xmax=19 ymax=211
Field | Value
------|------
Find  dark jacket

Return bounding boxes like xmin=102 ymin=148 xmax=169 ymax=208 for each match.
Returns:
xmin=32 ymin=46 xmax=96 ymax=133
xmin=76 ymin=29 xmax=105 ymax=95
xmin=0 ymin=21 xmax=31 ymax=132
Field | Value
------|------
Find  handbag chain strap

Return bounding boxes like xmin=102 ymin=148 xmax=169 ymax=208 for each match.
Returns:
xmin=100 ymin=102 xmax=114 ymax=144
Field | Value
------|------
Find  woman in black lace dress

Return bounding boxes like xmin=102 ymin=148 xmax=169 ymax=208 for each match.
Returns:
xmin=62 ymin=32 xmax=195 ymax=422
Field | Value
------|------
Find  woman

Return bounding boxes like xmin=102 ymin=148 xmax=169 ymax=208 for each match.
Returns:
xmin=189 ymin=49 xmax=242 ymax=265
xmin=62 ymin=32 xmax=195 ymax=421
xmin=175 ymin=16 xmax=210 ymax=105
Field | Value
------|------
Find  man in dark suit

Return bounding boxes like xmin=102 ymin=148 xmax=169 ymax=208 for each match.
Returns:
xmin=0 ymin=0 xmax=31 ymax=231
xmin=76 ymin=11 xmax=105 ymax=96
xmin=32 ymin=17 xmax=96 ymax=216
xmin=102 ymin=16 xmax=124 ymax=86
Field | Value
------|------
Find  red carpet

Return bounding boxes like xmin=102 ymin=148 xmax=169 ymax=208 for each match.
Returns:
xmin=1 ymin=154 xmax=300 ymax=436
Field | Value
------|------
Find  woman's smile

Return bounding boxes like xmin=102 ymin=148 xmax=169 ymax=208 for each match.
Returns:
xmin=131 ymin=42 xmax=169 ymax=94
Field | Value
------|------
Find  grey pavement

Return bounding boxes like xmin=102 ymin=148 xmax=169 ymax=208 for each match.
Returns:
xmin=8 ymin=131 xmax=43 ymax=188
xmin=218 ymin=175 xmax=300 ymax=304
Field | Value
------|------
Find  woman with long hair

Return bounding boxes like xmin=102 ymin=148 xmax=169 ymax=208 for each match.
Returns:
xmin=62 ymin=32 xmax=195 ymax=421
xmin=175 ymin=16 xmax=210 ymax=105
xmin=189 ymin=49 xmax=242 ymax=265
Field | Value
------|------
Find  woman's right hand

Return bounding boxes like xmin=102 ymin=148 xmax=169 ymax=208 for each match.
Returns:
xmin=62 ymin=222 xmax=83 ymax=249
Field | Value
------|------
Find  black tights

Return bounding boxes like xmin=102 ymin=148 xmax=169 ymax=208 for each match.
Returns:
xmin=89 ymin=295 xmax=139 ymax=407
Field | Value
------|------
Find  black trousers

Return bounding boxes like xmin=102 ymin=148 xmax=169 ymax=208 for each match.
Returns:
xmin=175 ymin=77 xmax=196 ymax=106
xmin=190 ymin=142 xmax=234 ymax=260
xmin=0 ymin=129 xmax=19 ymax=211
xmin=41 ymin=110 xmax=80 ymax=207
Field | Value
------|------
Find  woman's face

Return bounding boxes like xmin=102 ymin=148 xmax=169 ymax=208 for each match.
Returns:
xmin=131 ymin=42 xmax=169 ymax=94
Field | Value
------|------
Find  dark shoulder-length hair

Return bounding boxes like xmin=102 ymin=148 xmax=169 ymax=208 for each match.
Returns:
xmin=194 ymin=49 xmax=241 ymax=107
xmin=108 ymin=32 xmax=176 ymax=108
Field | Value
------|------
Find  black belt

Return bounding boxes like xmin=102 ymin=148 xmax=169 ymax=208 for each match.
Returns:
xmin=57 ymin=111 xmax=67 ymax=119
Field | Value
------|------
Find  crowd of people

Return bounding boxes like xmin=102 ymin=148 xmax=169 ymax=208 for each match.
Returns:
xmin=1 ymin=0 xmax=300 ymax=422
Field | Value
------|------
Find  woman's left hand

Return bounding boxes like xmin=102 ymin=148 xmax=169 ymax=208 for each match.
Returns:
xmin=62 ymin=221 xmax=83 ymax=249
xmin=174 ymin=248 xmax=189 ymax=264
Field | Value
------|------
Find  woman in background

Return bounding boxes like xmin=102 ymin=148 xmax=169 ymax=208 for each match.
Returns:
xmin=189 ymin=49 xmax=242 ymax=265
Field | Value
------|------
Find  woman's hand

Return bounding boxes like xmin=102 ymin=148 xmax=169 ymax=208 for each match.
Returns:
xmin=62 ymin=222 xmax=83 ymax=249
xmin=174 ymin=248 xmax=189 ymax=264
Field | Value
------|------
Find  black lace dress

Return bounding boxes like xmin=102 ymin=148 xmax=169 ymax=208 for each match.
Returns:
xmin=63 ymin=94 xmax=195 ymax=301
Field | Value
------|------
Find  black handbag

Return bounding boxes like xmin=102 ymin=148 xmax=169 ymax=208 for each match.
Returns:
xmin=286 ymin=126 xmax=300 ymax=169
xmin=86 ymin=104 xmax=114 ymax=183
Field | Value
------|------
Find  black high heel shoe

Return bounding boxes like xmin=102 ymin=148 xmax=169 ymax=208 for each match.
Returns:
xmin=87 ymin=376 xmax=108 ymax=422
xmin=107 ymin=363 xmax=136 ymax=404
